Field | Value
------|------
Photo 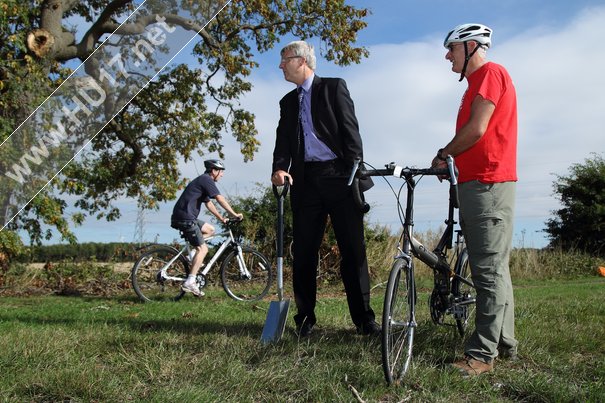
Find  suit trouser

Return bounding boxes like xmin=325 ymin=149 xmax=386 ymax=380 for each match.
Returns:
xmin=291 ymin=161 xmax=375 ymax=328
xmin=459 ymin=180 xmax=518 ymax=363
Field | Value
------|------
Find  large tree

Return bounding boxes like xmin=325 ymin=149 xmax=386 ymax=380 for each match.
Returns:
xmin=0 ymin=0 xmax=369 ymax=252
xmin=545 ymin=153 xmax=605 ymax=255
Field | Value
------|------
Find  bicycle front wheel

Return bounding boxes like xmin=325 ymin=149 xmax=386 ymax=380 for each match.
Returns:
xmin=382 ymin=259 xmax=416 ymax=385
xmin=131 ymin=245 xmax=188 ymax=302
xmin=220 ymin=246 xmax=273 ymax=301
xmin=452 ymin=248 xmax=476 ymax=336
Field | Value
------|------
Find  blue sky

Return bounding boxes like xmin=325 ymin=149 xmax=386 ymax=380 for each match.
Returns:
xmin=39 ymin=0 xmax=605 ymax=248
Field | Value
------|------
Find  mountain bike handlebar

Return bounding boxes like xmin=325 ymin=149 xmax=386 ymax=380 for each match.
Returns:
xmin=347 ymin=155 xmax=460 ymax=212
xmin=224 ymin=216 xmax=244 ymax=228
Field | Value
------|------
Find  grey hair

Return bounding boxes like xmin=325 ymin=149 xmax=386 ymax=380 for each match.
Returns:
xmin=281 ymin=40 xmax=316 ymax=70
xmin=476 ymin=44 xmax=487 ymax=58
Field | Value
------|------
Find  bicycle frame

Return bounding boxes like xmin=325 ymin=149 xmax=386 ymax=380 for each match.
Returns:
xmin=403 ymin=178 xmax=468 ymax=287
xmin=160 ymin=226 xmax=252 ymax=282
xmin=350 ymin=156 xmax=476 ymax=384
xmin=351 ymin=156 xmax=460 ymax=271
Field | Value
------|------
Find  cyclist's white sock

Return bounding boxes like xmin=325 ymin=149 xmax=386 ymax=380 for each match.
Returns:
xmin=185 ymin=275 xmax=196 ymax=285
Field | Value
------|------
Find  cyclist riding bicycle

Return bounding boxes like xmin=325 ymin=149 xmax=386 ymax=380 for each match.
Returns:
xmin=171 ymin=159 xmax=244 ymax=296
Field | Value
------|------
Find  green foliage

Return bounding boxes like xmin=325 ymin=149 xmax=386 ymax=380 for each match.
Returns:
xmin=1 ymin=0 xmax=370 ymax=245
xmin=0 ymin=1 xmax=77 ymax=245
xmin=20 ymin=242 xmax=138 ymax=263
xmin=226 ymin=184 xmax=395 ymax=283
xmin=545 ymin=153 xmax=605 ymax=256
xmin=3 ymin=259 xmax=128 ymax=296
xmin=0 ymin=230 xmax=24 ymax=278
xmin=0 ymin=229 xmax=24 ymax=257
xmin=510 ymin=247 xmax=604 ymax=280
xmin=227 ymin=183 xmax=293 ymax=254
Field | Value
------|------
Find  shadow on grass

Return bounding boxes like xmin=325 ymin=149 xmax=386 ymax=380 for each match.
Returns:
xmin=0 ymin=294 xmax=383 ymax=347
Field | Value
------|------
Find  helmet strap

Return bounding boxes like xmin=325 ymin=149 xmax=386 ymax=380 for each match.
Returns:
xmin=459 ymin=41 xmax=481 ymax=82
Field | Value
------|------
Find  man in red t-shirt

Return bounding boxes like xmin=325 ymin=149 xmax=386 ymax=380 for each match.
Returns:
xmin=432 ymin=23 xmax=518 ymax=377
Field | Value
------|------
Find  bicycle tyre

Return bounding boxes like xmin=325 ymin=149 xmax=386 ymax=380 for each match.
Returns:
xmin=452 ymin=248 xmax=475 ymax=336
xmin=131 ymin=245 xmax=188 ymax=302
xmin=382 ymin=259 xmax=415 ymax=385
xmin=220 ymin=246 xmax=273 ymax=301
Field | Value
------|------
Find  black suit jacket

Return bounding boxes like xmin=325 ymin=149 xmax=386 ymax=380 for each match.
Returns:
xmin=272 ymin=75 xmax=372 ymax=208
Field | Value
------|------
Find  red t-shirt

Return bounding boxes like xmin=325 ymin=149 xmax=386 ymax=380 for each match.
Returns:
xmin=455 ymin=62 xmax=518 ymax=183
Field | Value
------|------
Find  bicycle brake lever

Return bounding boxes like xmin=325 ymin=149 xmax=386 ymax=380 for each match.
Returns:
xmin=446 ymin=155 xmax=457 ymax=185
xmin=446 ymin=155 xmax=460 ymax=209
xmin=347 ymin=158 xmax=362 ymax=186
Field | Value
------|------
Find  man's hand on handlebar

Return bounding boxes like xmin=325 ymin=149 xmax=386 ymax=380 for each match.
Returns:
xmin=225 ymin=214 xmax=244 ymax=224
xmin=271 ymin=170 xmax=293 ymax=186
xmin=431 ymin=150 xmax=449 ymax=181
xmin=431 ymin=149 xmax=447 ymax=168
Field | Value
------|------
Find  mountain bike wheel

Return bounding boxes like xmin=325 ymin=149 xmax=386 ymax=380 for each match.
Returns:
xmin=452 ymin=248 xmax=476 ymax=336
xmin=220 ymin=246 xmax=273 ymax=301
xmin=382 ymin=259 xmax=416 ymax=385
xmin=131 ymin=245 xmax=188 ymax=302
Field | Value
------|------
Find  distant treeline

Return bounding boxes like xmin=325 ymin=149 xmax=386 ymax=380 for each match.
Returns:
xmin=16 ymin=242 xmax=149 ymax=263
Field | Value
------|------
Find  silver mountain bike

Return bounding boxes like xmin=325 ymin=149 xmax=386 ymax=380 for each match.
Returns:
xmin=131 ymin=219 xmax=273 ymax=302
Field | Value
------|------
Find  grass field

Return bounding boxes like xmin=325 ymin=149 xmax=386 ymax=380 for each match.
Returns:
xmin=1 ymin=276 xmax=604 ymax=402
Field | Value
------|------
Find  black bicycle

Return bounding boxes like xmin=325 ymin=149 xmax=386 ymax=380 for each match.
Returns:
xmin=349 ymin=156 xmax=476 ymax=385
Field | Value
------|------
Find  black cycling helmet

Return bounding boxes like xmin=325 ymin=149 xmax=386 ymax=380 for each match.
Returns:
xmin=204 ymin=159 xmax=225 ymax=172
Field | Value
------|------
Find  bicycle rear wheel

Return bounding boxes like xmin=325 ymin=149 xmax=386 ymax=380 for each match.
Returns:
xmin=131 ymin=245 xmax=188 ymax=302
xmin=220 ymin=246 xmax=273 ymax=301
xmin=382 ymin=259 xmax=416 ymax=385
xmin=452 ymin=248 xmax=475 ymax=336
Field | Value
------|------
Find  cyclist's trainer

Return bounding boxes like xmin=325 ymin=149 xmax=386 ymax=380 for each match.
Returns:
xmin=171 ymin=159 xmax=244 ymax=297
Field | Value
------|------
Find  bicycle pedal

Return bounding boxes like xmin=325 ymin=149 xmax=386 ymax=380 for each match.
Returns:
xmin=451 ymin=305 xmax=468 ymax=320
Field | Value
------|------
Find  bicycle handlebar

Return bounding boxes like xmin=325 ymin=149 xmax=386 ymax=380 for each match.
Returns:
xmin=348 ymin=156 xmax=460 ymax=212
xmin=225 ymin=216 xmax=244 ymax=228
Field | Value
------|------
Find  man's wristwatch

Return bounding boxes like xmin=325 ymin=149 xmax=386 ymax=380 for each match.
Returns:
xmin=437 ymin=148 xmax=447 ymax=161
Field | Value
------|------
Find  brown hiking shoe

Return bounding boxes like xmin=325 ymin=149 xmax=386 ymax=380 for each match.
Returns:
xmin=451 ymin=356 xmax=494 ymax=377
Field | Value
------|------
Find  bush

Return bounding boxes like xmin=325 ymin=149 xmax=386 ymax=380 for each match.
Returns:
xmin=510 ymin=247 xmax=605 ymax=280
xmin=545 ymin=153 xmax=605 ymax=255
xmin=0 ymin=230 xmax=25 ymax=286
xmin=1 ymin=260 xmax=130 ymax=296
xmin=16 ymin=242 xmax=139 ymax=263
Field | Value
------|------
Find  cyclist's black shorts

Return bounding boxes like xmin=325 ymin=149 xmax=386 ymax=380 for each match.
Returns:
xmin=171 ymin=219 xmax=205 ymax=247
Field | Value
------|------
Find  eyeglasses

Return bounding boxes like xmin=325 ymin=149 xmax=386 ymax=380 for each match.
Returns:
xmin=447 ymin=43 xmax=463 ymax=52
xmin=280 ymin=56 xmax=303 ymax=64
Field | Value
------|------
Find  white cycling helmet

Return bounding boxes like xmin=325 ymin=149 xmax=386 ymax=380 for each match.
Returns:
xmin=444 ymin=23 xmax=492 ymax=49
xmin=444 ymin=23 xmax=492 ymax=81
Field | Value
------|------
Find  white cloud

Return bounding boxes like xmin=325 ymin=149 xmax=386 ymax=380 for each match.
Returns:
xmin=70 ymin=5 xmax=605 ymax=248
xmin=232 ymin=6 xmax=605 ymax=248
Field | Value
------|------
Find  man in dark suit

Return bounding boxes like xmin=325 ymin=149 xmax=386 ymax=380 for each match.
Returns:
xmin=271 ymin=40 xmax=379 ymax=337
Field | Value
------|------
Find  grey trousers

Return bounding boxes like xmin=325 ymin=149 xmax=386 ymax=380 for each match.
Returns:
xmin=459 ymin=180 xmax=518 ymax=363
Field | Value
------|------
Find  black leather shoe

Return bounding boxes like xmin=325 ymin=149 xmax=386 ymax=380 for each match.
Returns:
xmin=356 ymin=320 xmax=381 ymax=336
xmin=296 ymin=322 xmax=314 ymax=337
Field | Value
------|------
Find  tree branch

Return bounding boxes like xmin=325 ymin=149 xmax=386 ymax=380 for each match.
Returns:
xmin=79 ymin=0 xmax=132 ymax=55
